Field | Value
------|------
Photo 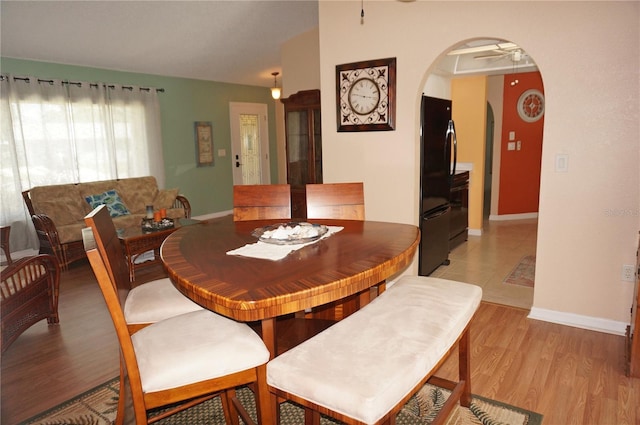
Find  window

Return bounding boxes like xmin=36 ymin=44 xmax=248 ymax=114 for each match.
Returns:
xmin=0 ymin=76 xmax=164 ymax=251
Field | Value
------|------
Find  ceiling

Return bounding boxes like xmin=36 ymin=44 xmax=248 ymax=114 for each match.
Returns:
xmin=0 ymin=0 xmax=320 ymax=87
xmin=435 ymin=39 xmax=538 ymax=77
xmin=1 ymin=2 xmax=537 ymax=87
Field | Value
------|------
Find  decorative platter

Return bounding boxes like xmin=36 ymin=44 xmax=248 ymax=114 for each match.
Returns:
xmin=252 ymin=222 xmax=329 ymax=245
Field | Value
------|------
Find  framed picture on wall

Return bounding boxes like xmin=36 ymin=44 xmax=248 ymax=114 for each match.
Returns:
xmin=194 ymin=121 xmax=214 ymax=167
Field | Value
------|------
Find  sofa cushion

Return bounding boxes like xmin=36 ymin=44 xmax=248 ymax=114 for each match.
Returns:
xmin=153 ymin=188 xmax=179 ymax=210
xmin=85 ymin=189 xmax=131 ymax=218
xmin=116 ymin=176 xmax=159 ymax=214
xmin=34 ymin=198 xmax=88 ymax=226
xmin=31 ymin=184 xmax=89 ymax=222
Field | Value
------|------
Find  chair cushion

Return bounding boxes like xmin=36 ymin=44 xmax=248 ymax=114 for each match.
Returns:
xmin=124 ymin=278 xmax=203 ymax=325
xmin=267 ymin=276 xmax=482 ymax=425
xmin=132 ymin=309 xmax=270 ymax=393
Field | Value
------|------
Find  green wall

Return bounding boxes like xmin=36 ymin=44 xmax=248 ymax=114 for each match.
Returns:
xmin=1 ymin=57 xmax=278 ymax=216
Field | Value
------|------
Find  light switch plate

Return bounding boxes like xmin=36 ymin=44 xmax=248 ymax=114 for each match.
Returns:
xmin=507 ymin=141 xmax=516 ymax=151
xmin=218 ymin=149 xmax=226 ymax=157
xmin=509 ymin=131 xmax=516 ymax=141
xmin=555 ymin=154 xmax=569 ymax=172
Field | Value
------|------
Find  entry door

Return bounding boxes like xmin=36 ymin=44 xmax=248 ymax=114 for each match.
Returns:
xmin=229 ymin=102 xmax=270 ymax=185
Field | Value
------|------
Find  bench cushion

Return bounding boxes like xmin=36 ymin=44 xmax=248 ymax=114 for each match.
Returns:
xmin=267 ymin=276 xmax=482 ymax=424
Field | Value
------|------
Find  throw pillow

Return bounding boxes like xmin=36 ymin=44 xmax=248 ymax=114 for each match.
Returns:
xmin=85 ymin=189 xmax=131 ymax=218
xmin=153 ymin=188 xmax=179 ymax=210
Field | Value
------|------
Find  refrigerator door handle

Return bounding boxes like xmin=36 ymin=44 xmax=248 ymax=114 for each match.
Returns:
xmin=423 ymin=206 xmax=450 ymax=220
xmin=447 ymin=119 xmax=457 ymax=177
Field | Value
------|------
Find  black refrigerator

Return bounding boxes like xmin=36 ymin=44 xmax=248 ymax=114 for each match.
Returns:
xmin=419 ymin=95 xmax=457 ymax=276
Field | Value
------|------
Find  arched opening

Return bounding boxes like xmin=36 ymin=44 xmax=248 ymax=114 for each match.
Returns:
xmin=420 ymin=38 xmax=544 ymax=309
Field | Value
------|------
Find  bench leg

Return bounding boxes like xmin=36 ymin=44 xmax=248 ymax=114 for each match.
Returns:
xmin=458 ymin=326 xmax=471 ymax=407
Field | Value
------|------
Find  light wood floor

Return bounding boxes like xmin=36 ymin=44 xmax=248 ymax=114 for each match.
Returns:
xmin=2 ymin=231 xmax=639 ymax=424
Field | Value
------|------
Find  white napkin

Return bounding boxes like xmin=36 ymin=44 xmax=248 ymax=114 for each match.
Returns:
xmin=226 ymin=226 xmax=343 ymax=261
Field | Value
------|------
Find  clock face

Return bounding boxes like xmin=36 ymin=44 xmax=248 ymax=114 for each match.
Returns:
xmin=336 ymin=57 xmax=396 ymax=132
xmin=348 ymin=78 xmax=380 ymax=115
xmin=517 ymin=89 xmax=545 ymax=122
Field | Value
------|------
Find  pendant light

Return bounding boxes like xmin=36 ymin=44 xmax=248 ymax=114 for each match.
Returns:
xmin=271 ymin=72 xmax=281 ymax=100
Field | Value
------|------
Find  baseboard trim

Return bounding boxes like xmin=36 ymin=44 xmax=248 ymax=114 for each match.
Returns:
xmin=489 ymin=212 xmax=539 ymax=221
xmin=468 ymin=228 xmax=482 ymax=236
xmin=528 ymin=307 xmax=628 ymax=336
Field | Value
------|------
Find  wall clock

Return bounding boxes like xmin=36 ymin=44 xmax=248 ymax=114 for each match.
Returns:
xmin=336 ymin=57 xmax=396 ymax=132
xmin=517 ymin=89 xmax=545 ymax=122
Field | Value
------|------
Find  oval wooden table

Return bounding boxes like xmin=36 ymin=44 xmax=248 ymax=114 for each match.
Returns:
xmin=161 ymin=215 xmax=420 ymax=357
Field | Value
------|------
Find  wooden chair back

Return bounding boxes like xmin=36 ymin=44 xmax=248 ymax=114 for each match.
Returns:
xmin=82 ymin=227 xmax=148 ymax=422
xmin=305 ymin=183 xmax=366 ymax=321
xmin=83 ymin=225 xmax=271 ymax=425
xmin=83 ymin=205 xmax=131 ymax=306
xmin=233 ymin=184 xmax=291 ymax=221
xmin=305 ymin=182 xmax=365 ymax=220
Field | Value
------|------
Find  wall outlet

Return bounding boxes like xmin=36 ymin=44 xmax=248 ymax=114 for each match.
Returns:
xmin=622 ymin=264 xmax=636 ymax=282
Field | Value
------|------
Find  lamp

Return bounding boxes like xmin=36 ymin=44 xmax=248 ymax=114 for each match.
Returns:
xmin=271 ymin=72 xmax=281 ymax=100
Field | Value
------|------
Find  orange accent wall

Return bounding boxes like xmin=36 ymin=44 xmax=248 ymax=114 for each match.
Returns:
xmin=498 ymin=72 xmax=544 ymax=215
xmin=452 ymin=76 xmax=487 ymax=230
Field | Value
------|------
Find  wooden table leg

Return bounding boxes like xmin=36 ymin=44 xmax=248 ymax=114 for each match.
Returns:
xmin=261 ymin=317 xmax=276 ymax=359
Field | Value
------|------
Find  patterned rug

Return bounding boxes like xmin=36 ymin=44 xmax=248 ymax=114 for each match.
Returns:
xmin=20 ymin=378 xmax=543 ymax=425
xmin=503 ymin=255 xmax=536 ymax=287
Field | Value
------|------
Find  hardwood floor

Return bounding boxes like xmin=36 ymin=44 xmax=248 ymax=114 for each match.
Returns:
xmin=2 ymin=256 xmax=639 ymax=424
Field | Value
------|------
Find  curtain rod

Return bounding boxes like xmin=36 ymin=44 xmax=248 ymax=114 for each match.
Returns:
xmin=0 ymin=75 xmax=165 ymax=93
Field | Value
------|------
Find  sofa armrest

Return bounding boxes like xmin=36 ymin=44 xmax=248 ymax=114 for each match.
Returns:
xmin=174 ymin=195 xmax=191 ymax=219
xmin=30 ymin=214 xmax=65 ymax=265
xmin=1 ymin=254 xmax=60 ymax=353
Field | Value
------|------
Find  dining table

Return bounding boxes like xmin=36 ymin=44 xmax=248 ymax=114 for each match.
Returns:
xmin=160 ymin=215 xmax=420 ymax=358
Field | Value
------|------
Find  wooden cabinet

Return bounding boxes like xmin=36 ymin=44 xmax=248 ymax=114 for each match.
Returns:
xmin=281 ymin=90 xmax=322 ymax=219
xmin=627 ymin=231 xmax=640 ymax=377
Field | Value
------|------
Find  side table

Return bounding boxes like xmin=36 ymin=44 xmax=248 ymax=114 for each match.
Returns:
xmin=118 ymin=219 xmax=198 ymax=282
xmin=1 ymin=226 xmax=12 ymax=265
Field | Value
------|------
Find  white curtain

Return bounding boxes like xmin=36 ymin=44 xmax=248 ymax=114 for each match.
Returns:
xmin=0 ymin=75 xmax=164 ymax=252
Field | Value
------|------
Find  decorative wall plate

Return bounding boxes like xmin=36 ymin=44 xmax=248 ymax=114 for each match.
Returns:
xmin=517 ymin=89 xmax=545 ymax=122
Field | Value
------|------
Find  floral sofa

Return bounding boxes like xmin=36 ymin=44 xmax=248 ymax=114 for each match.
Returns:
xmin=22 ymin=176 xmax=191 ymax=269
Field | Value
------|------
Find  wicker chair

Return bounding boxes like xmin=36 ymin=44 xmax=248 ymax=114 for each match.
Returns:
xmin=0 ymin=254 xmax=60 ymax=353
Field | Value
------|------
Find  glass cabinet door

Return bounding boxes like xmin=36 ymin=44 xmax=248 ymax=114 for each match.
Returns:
xmin=282 ymin=90 xmax=322 ymax=219
xmin=313 ymin=109 xmax=322 ymax=183
xmin=286 ymin=110 xmax=310 ymax=186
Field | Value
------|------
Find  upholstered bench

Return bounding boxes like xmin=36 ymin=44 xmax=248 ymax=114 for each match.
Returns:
xmin=267 ymin=276 xmax=482 ymax=425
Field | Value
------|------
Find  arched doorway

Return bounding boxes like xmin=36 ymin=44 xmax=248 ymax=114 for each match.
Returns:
xmin=421 ymin=38 xmax=544 ymax=309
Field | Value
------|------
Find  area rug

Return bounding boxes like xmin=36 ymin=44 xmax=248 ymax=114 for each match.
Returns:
xmin=503 ymin=255 xmax=536 ymax=287
xmin=20 ymin=378 xmax=543 ymax=425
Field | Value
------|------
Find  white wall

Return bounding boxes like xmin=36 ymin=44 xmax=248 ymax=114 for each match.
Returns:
xmin=281 ymin=27 xmax=320 ymax=97
xmin=316 ymin=1 xmax=639 ymax=330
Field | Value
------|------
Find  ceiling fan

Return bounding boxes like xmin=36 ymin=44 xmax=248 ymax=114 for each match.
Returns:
xmin=474 ymin=49 xmax=526 ymax=62
xmin=448 ymin=41 xmax=526 ymax=61
xmin=447 ymin=42 xmax=518 ymax=56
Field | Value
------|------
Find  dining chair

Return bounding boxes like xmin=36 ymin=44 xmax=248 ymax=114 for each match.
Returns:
xmin=305 ymin=182 xmax=367 ymax=321
xmin=84 ymin=205 xmax=203 ymax=334
xmin=305 ymin=182 xmax=365 ymax=220
xmin=233 ymin=184 xmax=291 ymax=221
xmin=82 ymin=226 xmax=272 ymax=425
